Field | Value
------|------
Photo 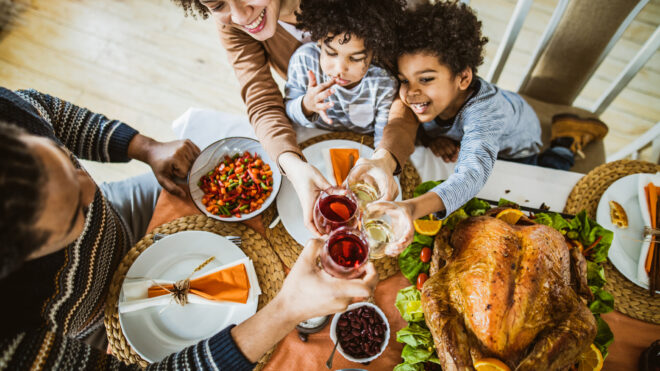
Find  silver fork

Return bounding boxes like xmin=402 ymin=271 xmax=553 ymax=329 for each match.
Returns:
xmin=226 ymin=235 xmax=242 ymax=247
xmin=153 ymin=233 xmax=242 ymax=247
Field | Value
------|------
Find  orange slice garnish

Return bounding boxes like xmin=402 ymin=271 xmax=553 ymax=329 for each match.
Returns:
xmin=576 ymin=344 xmax=604 ymax=371
xmin=413 ymin=219 xmax=442 ymax=236
xmin=495 ymin=208 xmax=524 ymax=225
xmin=474 ymin=358 xmax=511 ymax=371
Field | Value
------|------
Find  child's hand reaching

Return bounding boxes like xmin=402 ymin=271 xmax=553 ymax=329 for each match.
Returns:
xmin=430 ymin=137 xmax=460 ymax=162
xmin=302 ymin=70 xmax=336 ymax=124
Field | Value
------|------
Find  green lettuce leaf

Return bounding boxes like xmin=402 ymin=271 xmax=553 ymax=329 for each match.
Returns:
xmin=587 ymin=261 xmax=606 ymax=288
xmin=395 ymin=286 xmax=425 ymax=322
xmin=498 ymin=198 xmax=519 ymax=208
xmin=393 ymin=363 xmax=425 ymax=371
xmin=396 ymin=323 xmax=434 ymax=348
xmin=534 ymin=212 xmax=571 ymax=231
xmin=569 ymin=211 xmax=613 ymax=263
xmin=594 ymin=315 xmax=614 ymax=359
xmin=413 ymin=180 xmax=443 ymax=198
xmin=463 ymin=198 xmax=491 ymax=216
xmin=413 ymin=233 xmax=434 ymax=246
xmin=589 ymin=288 xmax=614 ymax=314
xmin=401 ymin=344 xmax=440 ymax=364
xmin=443 ymin=208 xmax=469 ymax=230
xmin=399 ymin=243 xmax=430 ymax=284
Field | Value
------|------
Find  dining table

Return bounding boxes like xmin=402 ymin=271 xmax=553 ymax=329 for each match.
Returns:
xmin=139 ymin=109 xmax=659 ymax=371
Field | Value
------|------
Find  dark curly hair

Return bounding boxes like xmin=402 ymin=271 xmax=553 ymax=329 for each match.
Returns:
xmin=296 ymin=0 xmax=406 ymax=66
xmin=0 ymin=122 xmax=49 ymax=279
xmin=396 ymin=1 xmax=488 ymax=76
xmin=170 ymin=0 xmax=210 ymax=18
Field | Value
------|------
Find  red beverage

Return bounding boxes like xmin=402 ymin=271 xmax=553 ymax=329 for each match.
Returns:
xmin=313 ymin=187 xmax=359 ymax=235
xmin=321 ymin=227 xmax=369 ymax=279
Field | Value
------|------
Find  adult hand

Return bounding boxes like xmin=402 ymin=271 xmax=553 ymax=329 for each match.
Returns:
xmin=351 ymin=158 xmax=399 ymax=201
xmin=430 ymin=136 xmax=460 ymax=163
xmin=129 ymin=135 xmax=201 ymax=198
xmin=302 ymin=70 xmax=336 ymax=125
xmin=279 ymin=238 xmax=379 ymax=322
xmin=280 ymin=153 xmax=332 ymax=236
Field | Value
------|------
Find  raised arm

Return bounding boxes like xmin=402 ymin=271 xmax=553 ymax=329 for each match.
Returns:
xmin=428 ymin=111 xmax=502 ymax=218
xmin=1 ymin=240 xmax=378 ymax=371
xmin=374 ymin=98 xmax=418 ymax=174
xmin=15 ymin=89 xmax=138 ymax=163
xmin=218 ymin=23 xmax=302 ymax=165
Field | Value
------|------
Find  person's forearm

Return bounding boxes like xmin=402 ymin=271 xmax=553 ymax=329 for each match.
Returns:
xmin=278 ymin=151 xmax=307 ymax=175
xmin=126 ymin=134 xmax=157 ymax=163
xmin=230 ymin=295 xmax=301 ymax=363
xmin=407 ymin=191 xmax=445 ymax=220
xmin=371 ymin=149 xmax=398 ymax=175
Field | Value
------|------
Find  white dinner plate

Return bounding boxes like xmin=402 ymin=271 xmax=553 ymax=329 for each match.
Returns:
xmin=118 ymin=231 xmax=259 ymax=362
xmin=595 ymin=174 xmax=659 ymax=293
xmin=276 ymin=139 xmax=402 ymax=246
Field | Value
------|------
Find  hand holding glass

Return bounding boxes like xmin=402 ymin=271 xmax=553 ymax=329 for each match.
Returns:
xmin=344 ymin=162 xmax=398 ymax=205
xmin=362 ymin=201 xmax=414 ymax=258
xmin=320 ymin=227 xmax=370 ymax=279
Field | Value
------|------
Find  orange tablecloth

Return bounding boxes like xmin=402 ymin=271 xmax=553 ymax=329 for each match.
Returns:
xmin=147 ymin=191 xmax=660 ymax=371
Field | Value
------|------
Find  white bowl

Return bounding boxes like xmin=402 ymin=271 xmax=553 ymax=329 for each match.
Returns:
xmin=330 ymin=302 xmax=390 ymax=363
xmin=187 ymin=137 xmax=282 ymax=222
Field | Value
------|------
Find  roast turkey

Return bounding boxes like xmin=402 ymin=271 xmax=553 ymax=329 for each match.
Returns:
xmin=421 ymin=212 xmax=596 ymax=370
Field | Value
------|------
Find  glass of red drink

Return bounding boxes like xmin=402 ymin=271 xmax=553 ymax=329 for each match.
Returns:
xmin=321 ymin=227 xmax=369 ymax=279
xmin=313 ymin=186 xmax=360 ymax=235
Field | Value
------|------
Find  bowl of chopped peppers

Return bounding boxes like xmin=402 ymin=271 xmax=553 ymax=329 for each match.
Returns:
xmin=188 ymin=137 xmax=282 ymax=221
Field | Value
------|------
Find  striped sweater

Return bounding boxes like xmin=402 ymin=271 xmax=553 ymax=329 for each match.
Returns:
xmin=423 ymin=78 xmax=542 ymax=217
xmin=0 ymin=88 xmax=253 ymax=370
xmin=284 ymin=42 xmax=397 ymax=146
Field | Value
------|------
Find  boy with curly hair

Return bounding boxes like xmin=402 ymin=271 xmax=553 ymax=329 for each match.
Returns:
xmin=397 ymin=2 xmax=557 ymax=220
xmin=284 ymin=0 xmax=403 ymax=145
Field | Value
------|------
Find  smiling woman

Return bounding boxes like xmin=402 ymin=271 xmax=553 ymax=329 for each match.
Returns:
xmin=171 ymin=0 xmax=419 ymax=237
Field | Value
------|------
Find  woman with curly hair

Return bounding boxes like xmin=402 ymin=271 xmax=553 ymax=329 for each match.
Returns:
xmin=171 ymin=0 xmax=416 ymax=235
xmin=395 ymin=2 xmax=554 ymax=221
xmin=284 ymin=0 xmax=400 ymax=144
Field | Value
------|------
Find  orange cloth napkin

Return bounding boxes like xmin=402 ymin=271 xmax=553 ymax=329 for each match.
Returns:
xmin=147 ymin=263 xmax=251 ymax=304
xmin=644 ymin=183 xmax=660 ymax=273
xmin=330 ymin=148 xmax=359 ymax=185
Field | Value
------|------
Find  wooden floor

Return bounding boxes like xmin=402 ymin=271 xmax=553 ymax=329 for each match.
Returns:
xmin=1 ymin=0 xmax=658 ymax=183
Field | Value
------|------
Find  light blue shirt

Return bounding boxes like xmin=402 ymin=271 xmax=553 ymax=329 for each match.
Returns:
xmin=284 ymin=43 xmax=397 ymax=146
xmin=426 ymin=77 xmax=542 ymax=217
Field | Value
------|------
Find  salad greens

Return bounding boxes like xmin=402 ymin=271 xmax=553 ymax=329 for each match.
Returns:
xmin=413 ymin=180 xmax=443 ymax=198
xmin=394 ymin=181 xmax=616 ymax=368
xmin=394 ymin=286 xmax=439 ymax=370
xmin=394 ymin=286 xmax=425 ymax=323
xmin=398 ymin=242 xmax=430 ymax=284
xmin=534 ymin=210 xmax=615 ymax=357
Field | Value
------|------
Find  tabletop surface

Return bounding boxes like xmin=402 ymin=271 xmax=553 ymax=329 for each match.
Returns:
xmin=142 ymin=111 xmax=660 ymax=371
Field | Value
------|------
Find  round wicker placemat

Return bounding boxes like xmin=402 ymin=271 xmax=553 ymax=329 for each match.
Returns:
xmin=265 ymin=132 xmax=421 ymax=280
xmin=104 ymin=214 xmax=285 ymax=370
xmin=564 ymin=159 xmax=660 ymax=324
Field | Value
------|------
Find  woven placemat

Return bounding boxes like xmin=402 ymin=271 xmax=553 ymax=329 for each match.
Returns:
xmin=564 ymin=159 xmax=660 ymax=324
xmin=265 ymin=132 xmax=421 ymax=280
xmin=104 ymin=214 xmax=285 ymax=370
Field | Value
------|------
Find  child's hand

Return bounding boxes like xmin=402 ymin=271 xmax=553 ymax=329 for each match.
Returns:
xmin=302 ymin=70 xmax=336 ymax=125
xmin=430 ymin=137 xmax=460 ymax=163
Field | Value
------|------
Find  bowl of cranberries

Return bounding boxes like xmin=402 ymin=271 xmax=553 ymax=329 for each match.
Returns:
xmin=329 ymin=302 xmax=390 ymax=363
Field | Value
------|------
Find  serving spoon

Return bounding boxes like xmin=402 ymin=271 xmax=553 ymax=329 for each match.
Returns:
xmin=325 ymin=341 xmax=339 ymax=369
